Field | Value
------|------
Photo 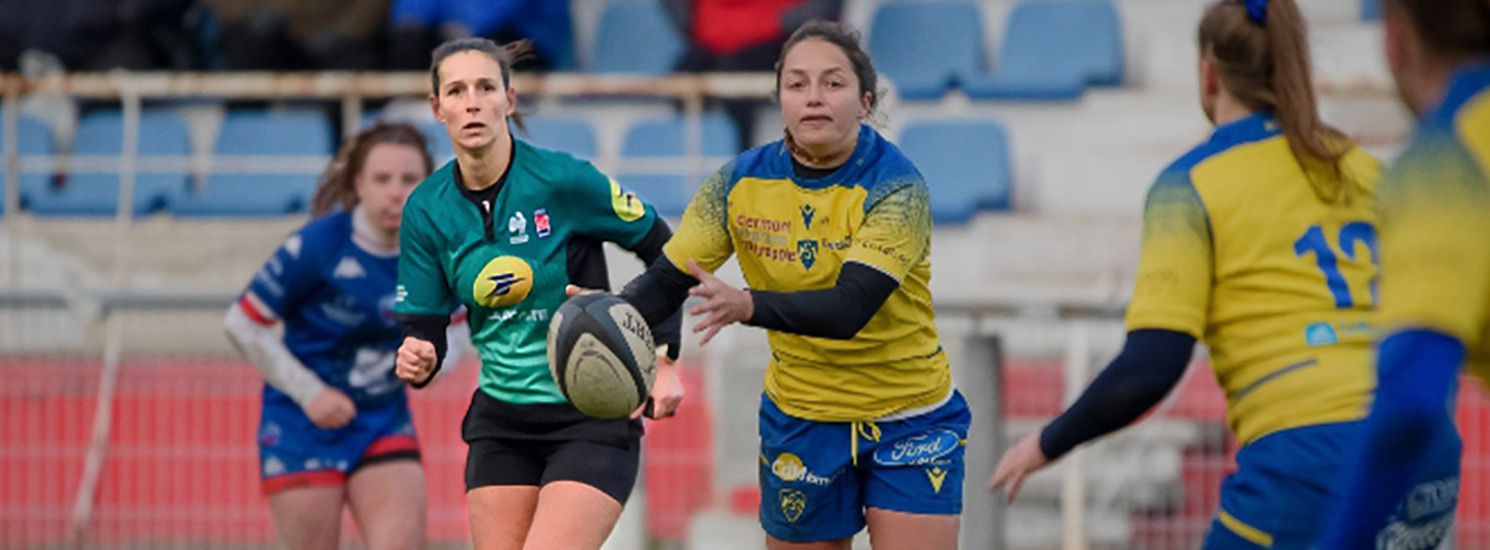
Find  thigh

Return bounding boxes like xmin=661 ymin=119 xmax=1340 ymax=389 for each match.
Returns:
xmin=466 ymin=438 xmax=546 ymax=492
xmin=539 ymin=439 xmax=641 ymax=506
xmin=765 ymin=535 xmax=851 ymax=550
xmin=468 ymin=485 xmax=540 ymax=550
xmin=861 ymin=391 xmax=970 ymax=519
xmin=523 ymin=481 xmax=625 ymax=550
xmin=259 ymin=401 xmax=358 ymax=495
xmin=1204 ymin=428 xmax=1340 ymax=549
xmin=864 ymin=508 xmax=959 ymax=550
xmin=1378 ymin=429 xmax=1462 ymax=549
xmin=346 ymin=460 xmax=426 ymax=550
xmin=758 ymin=395 xmax=862 ymax=544
xmin=268 ymin=486 xmax=346 ymax=550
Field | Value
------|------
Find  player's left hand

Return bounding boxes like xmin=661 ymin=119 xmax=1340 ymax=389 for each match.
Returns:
xmin=989 ymin=428 xmax=1050 ymax=504
xmin=686 ymin=259 xmax=753 ymax=347
xmin=642 ymin=356 xmax=685 ymax=419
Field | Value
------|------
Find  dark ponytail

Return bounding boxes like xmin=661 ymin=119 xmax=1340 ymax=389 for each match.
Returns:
xmin=1200 ymin=0 xmax=1354 ymax=204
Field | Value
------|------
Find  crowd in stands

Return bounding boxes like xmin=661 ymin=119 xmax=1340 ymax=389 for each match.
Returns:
xmin=0 ymin=0 xmax=843 ymax=74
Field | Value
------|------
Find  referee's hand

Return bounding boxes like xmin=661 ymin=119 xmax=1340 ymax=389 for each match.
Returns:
xmin=396 ymin=337 xmax=437 ymax=386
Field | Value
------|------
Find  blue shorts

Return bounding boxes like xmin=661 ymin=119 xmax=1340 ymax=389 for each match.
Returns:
xmin=257 ymin=395 xmax=421 ymax=494
xmin=1205 ymin=421 xmax=1459 ymax=549
xmin=758 ymin=390 xmax=971 ymax=543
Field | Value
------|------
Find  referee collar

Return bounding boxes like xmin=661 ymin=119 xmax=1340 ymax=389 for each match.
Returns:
xmin=452 ymin=138 xmax=518 ymax=206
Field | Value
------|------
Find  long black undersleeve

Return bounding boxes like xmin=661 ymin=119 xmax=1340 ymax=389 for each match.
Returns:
xmin=621 ymin=217 xmax=687 ymax=361
xmin=746 ymin=262 xmax=898 ymax=340
xmin=1038 ymin=329 xmax=1197 ymax=460
xmin=397 ymin=313 xmax=449 ymax=389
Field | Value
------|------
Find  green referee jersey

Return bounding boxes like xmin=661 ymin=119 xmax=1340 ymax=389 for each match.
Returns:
xmin=395 ymin=139 xmax=660 ymax=404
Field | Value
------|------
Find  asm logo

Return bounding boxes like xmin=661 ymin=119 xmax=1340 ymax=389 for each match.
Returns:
xmin=797 ymin=240 xmax=819 ymax=270
xmin=486 ymin=273 xmax=526 ymax=298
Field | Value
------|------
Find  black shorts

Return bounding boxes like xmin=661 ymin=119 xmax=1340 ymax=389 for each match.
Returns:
xmin=462 ymin=389 xmax=643 ymax=504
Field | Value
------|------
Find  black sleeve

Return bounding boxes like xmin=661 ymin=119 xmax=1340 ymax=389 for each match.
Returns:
xmin=397 ymin=313 xmax=450 ymax=389
xmin=781 ymin=0 xmax=846 ymax=33
xmin=746 ymin=262 xmax=897 ymax=340
xmin=1038 ymin=329 xmax=1197 ymax=460
xmin=660 ymin=0 xmax=691 ymax=34
xmin=620 ymin=217 xmax=687 ymax=361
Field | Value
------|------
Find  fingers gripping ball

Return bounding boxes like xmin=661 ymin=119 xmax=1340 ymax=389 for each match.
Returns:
xmin=547 ymin=293 xmax=657 ymax=419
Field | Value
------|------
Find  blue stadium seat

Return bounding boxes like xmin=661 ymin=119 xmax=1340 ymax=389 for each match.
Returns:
xmin=897 ymin=120 xmax=1012 ymax=223
xmin=590 ymin=1 xmax=684 ymax=75
xmin=170 ymin=110 xmax=332 ymax=217
xmin=520 ymin=116 xmax=598 ymax=159
xmin=869 ymin=1 xmax=986 ymax=100
xmin=1 ymin=114 xmax=54 ymax=217
xmin=28 ymin=111 xmax=190 ymax=217
xmin=1362 ymin=0 xmax=1381 ymax=21
xmin=414 ymin=121 xmax=456 ymax=165
xmin=964 ymin=0 xmax=1124 ymax=101
xmin=619 ymin=113 xmax=738 ymax=218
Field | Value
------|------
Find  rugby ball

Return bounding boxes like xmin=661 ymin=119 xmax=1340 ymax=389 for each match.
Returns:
xmin=547 ymin=293 xmax=656 ymax=419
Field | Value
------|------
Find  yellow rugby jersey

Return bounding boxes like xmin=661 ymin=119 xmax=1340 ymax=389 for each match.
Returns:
xmin=1379 ymin=65 xmax=1490 ymax=383
xmin=1127 ymin=114 xmax=1384 ymax=445
xmin=664 ymin=124 xmax=950 ymax=421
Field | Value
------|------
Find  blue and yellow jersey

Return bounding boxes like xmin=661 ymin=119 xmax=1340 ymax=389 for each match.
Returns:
xmin=1379 ymin=65 xmax=1490 ymax=383
xmin=663 ymin=124 xmax=949 ymax=421
xmin=1126 ymin=114 xmax=1384 ymax=445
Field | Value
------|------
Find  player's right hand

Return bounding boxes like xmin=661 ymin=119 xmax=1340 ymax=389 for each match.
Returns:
xmin=396 ymin=336 xmax=437 ymax=386
xmin=989 ymin=428 xmax=1051 ymax=504
xmin=305 ymin=388 xmax=356 ymax=429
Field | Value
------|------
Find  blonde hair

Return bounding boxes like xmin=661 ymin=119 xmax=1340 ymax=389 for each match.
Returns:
xmin=1200 ymin=0 xmax=1356 ymax=204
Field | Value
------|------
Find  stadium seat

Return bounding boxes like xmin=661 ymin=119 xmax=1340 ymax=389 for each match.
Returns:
xmin=170 ymin=110 xmax=332 ymax=217
xmin=0 ymin=114 xmax=53 ymax=217
xmin=520 ymin=116 xmax=598 ymax=159
xmin=414 ymin=121 xmax=457 ymax=165
xmin=964 ymin=0 xmax=1124 ymax=101
xmin=1361 ymin=0 xmax=1381 ymax=21
xmin=868 ymin=1 xmax=987 ymax=101
xmin=619 ymin=113 xmax=738 ymax=218
xmin=590 ymin=1 xmax=685 ymax=75
xmin=897 ymin=120 xmax=1012 ymax=223
xmin=27 ymin=111 xmax=190 ymax=217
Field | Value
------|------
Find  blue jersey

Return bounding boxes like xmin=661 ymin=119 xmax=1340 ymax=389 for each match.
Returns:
xmin=242 ymin=212 xmax=408 ymax=407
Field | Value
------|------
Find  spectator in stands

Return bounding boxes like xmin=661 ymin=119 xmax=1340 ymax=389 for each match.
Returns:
xmin=0 ymin=0 xmax=197 ymax=70
xmin=393 ymin=38 xmax=683 ymax=550
xmin=388 ymin=0 xmax=572 ymax=71
xmin=990 ymin=1 xmax=1459 ymax=548
xmin=665 ymin=0 xmax=843 ymax=150
xmin=1320 ymin=0 xmax=1490 ymax=546
xmin=203 ymin=0 xmax=386 ymax=70
xmin=225 ymin=123 xmax=464 ymax=550
xmin=613 ymin=20 xmax=968 ymax=550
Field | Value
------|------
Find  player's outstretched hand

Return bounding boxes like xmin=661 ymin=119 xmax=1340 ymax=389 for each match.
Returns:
xmin=305 ymin=388 xmax=356 ymax=429
xmin=990 ymin=429 xmax=1051 ymax=504
xmin=686 ymin=259 xmax=753 ymax=347
xmin=396 ymin=336 xmax=437 ymax=387
xmin=641 ymin=356 xmax=685 ymax=419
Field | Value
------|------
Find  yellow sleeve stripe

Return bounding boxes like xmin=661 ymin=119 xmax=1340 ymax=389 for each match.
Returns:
xmin=1218 ymin=509 xmax=1274 ymax=548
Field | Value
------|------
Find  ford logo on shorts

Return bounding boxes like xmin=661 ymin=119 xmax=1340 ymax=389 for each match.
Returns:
xmin=873 ymin=428 xmax=962 ymax=467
